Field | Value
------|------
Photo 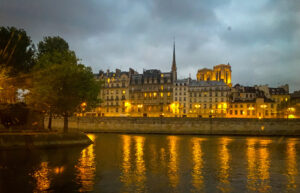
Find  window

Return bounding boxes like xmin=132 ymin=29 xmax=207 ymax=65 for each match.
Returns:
xmin=235 ymin=110 xmax=238 ymax=115
xmin=230 ymin=110 xmax=232 ymax=115
xmin=240 ymin=110 xmax=243 ymax=115
xmin=122 ymin=90 xmax=126 ymax=94
xmin=167 ymin=92 xmax=171 ymax=97
xmin=160 ymin=92 xmax=163 ymax=97
xmin=247 ymin=110 xmax=250 ymax=115
xmin=240 ymin=104 xmax=243 ymax=108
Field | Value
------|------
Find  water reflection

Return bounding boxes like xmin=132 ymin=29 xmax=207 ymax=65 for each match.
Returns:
xmin=247 ymin=138 xmax=272 ymax=193
xmin=33 ymin=162 xmax=51 ymax=192
xmin=75 ymin=134 xmax=96 ymax=192
xmin=167 ymin=136 xmax=179 ymax=189
xmin=120 ymin=135 xmax=132 ymax=189
xmin=286 ymin=138 xmax=298 ymax=191
xmin=1 ymin=134 xmax=300 ymax=193
xmin=217 ymin=137 xmax=232 ymax=193
xmin=120 ymin=135 xmax=146 ymax=192
xmin=191 ymin=137 xmax=206 ymax=192
xmin=134 ymin=136 xmax=146 ymax=192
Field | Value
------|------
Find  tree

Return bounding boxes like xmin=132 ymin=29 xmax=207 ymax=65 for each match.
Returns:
xmin=37 ymin=36 xmax=69 ymax=57
xmin=34 ymin=36 xmax=75 ymax=129
xmin=29 ymin=51 xmax=100 ymax=132
xmin=0 ymin=26 xmax=35 ymax=76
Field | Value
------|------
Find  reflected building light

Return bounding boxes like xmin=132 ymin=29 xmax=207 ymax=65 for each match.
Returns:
xmin=218 ymin=137 xmax=232 ymax=193
xmin=258 ymin=139 xmax=271 ymax=193
xmin=75 ymin=143 xmax=96 ymax=192
xmin=258 ymin=140 xmax=271 ymax=179
xmin=54 ymin=166 xmax=65 ymax=174
xmin=247 ymin=138 xmax=272 ymax=193
xmin=167 ymin=136 xmax=179 ymax=189
xmin=286 ymin=138 xmax=298 ymax=191
xmin=247 ymin=138 xmax=258 ymax=192
xmin=134 ymin=136 xmax=146 ymax=192
xmin=191 ymin=137 xmax=206 ymax=192
xmin=120 ymin=135 xmax=132 ymax=190
xmin=33 ymin=162 xmax=51 ymax=193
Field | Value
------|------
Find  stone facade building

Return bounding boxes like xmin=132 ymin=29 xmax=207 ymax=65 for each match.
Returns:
xmin=197 ymin=64 xmax=232 ymax=87
xmin=89 ymin=43 xmax=292 ymax=119
xmin=228 ymin=84 xmax=276 ymax=118
xmin=188 ymin=80 xmax=230 ymax=117
xmin=96 ymin=68 xmax=136 ymax=117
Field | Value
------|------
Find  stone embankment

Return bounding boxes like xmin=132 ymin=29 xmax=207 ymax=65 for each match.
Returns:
xmin=0 ymin=132 xmax=92 ymax=149
xmin=49 ymin=117 xmax=300 ymax=136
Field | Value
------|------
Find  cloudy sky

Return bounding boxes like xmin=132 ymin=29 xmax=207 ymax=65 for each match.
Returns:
xmin=1 ymin=0 xmax=299 ymax=91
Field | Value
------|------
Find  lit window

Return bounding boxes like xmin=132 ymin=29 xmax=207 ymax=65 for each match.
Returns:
xmin=160 ymin=92 xmax=163 ymax=97
xmin=161 ymin=85 xmax=164 ymax=90
xmin=167 ymin=92 xmax=171 ymax=97
xmin=154 ymin=92 xmax=157 ymax=97
xmin=122 ymin=90 xmax=126 ymax=94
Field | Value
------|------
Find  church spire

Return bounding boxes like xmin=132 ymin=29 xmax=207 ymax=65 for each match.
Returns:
xmin=171 ymin=38 xmax=177 ymax=81
xmin=172 ymin=39 xmax=177 ymax=72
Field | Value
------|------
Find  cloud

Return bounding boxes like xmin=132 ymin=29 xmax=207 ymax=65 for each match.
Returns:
xmin=0 ymin=0 xmax=299 ymax=91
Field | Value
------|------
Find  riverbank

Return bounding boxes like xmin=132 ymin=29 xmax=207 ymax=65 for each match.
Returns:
xmin=0 ymin=132 xmax=93 ymax=149
xmin=49 ymin=117 xmax=300 ymax=136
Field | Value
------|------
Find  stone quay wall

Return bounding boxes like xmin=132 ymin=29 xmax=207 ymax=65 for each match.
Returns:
xmin=49 ymin=117 xmax=300 ymax=136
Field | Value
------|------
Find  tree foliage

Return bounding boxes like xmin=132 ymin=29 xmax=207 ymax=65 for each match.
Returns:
xmin=0 ymin=26 xmax=35 ymax=76
xmin=29 ymin=38 xmax=100 ymax=132
xmin=37 ymin=36 xmax=69 ymax=58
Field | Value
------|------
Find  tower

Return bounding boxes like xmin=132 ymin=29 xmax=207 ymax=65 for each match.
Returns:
xmin=171 ymin=40 xmax=177 ymax=81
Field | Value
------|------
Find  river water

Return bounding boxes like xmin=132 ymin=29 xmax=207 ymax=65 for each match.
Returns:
xmin=0 ymin=133 xmax=299 ymax=193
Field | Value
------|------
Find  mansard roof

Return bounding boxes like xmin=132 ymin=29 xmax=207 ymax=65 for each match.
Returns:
xmin=189 ymin=80 xmax=228 ymax=87
xmin=269 ymin=87 xmax=288 ymax=95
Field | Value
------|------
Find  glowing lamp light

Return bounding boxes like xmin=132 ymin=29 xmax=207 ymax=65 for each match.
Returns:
xmin=124 ymin=101 xmax=131 ymax=108
xmin=260 ymin=104 xmax=267 ymax=108
xmin=81 ymin=102 xmax=87 ymax=111
xmin=137 ymin=104 xmax=143 ymax=108
xmin=288 ymin=114 xmax=295 ymax=119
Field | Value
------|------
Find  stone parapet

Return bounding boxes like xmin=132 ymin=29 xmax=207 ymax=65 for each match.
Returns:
xmin=49 ymin=117 xmax=300 ymax=136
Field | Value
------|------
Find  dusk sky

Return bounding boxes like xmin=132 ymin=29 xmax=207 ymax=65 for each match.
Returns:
xmin=1 ymin=0 xmax=299 ymax=91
